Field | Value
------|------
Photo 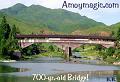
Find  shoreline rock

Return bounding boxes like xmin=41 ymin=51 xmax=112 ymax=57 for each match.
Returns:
xmin=0 ymin=60 xmax=16 ymax=62
xmin=113 ymin=62 xmax=120 ymax=65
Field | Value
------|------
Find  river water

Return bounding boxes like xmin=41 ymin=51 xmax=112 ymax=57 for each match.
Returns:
xmin=0 ymin=57 xmax=120 ymax=82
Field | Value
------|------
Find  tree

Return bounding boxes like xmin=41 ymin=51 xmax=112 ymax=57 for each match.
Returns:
xmin=0 ymin=16 xmax=11 ymax=39
xmin=81 ymin=45 xmax=85 ymax=51
xmin=110 ymin=31 xmax=115 ymax=37
xmin=40 ymin=29 xmax=44 ymax=34
xmin=49 ymin=45 xmax=54 ymax=52
xmin=10 ymin=25 xmax=17 ymax=38
xmin=0 ymin=16 xmax=10 ymax=57
xmin=0 ymin=16 xmax=19 ymax=58
xmin=0 ymin=39 xmax=7 ymax=56
xmin=116 ymin=27 xmax=120 ymax=41
xmin=106 ymin=47 xmax=115 ymax=56
xmin=95 ymin=44 xmax=103 ymax=51
xmin=115 ymin=40 xmax=120 ymax=49
xmin=114 ymin=49 xmax=120 ymax=58
xmin=115 ymin=27 xmax=120 ymax=49
xmin=8 ymin=25 xmax=19 ymax=50
xmin=21 ymin=44 xmax=40 ymax=56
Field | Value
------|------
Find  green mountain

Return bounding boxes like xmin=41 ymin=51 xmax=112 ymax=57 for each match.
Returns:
xmin=110 ymin=22 xmax=120 ymax=31
xmin=1 ymin=3 xmax=27 ymax=16
xmin=0 ymin=12 xmax=49 ymax=34
xmin=1 ymin=3 xmax=106 ymax=33
xmin=109 ymin=22 xmax=120 ymax=36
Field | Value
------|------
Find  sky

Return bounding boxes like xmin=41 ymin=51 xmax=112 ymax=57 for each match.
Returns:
xmin=0 ymin=0 xmax=120 ymax=25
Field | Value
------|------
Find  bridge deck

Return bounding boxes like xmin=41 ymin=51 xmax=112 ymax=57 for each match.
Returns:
xmin=16 ymin=34 xmax=116 ymax=41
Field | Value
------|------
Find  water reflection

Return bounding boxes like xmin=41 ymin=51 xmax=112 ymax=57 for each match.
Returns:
xmin=0 ymin=64 xmax=29 ymax=73
xmin=32 ymin=57 xmax=65 ymax=63
xmin=0 ymin=55 xmax=120 ymax=82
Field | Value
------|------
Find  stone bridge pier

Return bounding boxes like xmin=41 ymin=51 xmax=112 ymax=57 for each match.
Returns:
xmin=53 ymin=43 xmax=82 ymax=61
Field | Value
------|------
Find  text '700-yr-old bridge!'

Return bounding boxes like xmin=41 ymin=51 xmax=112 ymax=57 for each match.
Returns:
xmin=16 ymin=34 xmax=116 ymax=61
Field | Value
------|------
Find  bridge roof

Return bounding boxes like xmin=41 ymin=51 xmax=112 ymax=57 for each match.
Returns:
xmin=16 ymin=34 xmax=116 ymax=41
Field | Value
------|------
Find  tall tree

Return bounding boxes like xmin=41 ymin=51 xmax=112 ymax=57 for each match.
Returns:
xmin=0 ymin=16 xmax=11 ymax=39
xmin=8 ymin=25 xmax=20 ymax=51
xmin=0 ymin=16 xmax=9 ymax=56
xmin=0 ymin=16 xmax=19 ymax=58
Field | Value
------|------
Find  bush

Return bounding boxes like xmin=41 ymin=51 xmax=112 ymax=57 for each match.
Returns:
xmin=48 ymin=45 xmax=55 ymax=52
xmin=106 ymin=47 xmax=115 ymax=56
xmin=105 ymin=56 xmax=116 ymax=63
xmin=94 ymin=44 xmax=103 ymax=51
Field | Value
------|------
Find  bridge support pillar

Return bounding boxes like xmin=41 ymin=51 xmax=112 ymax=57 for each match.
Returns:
xmin=64 ymin=47 xmax=72 ymax=61
xmin=53 ymin=43 xmax=82 ymax=61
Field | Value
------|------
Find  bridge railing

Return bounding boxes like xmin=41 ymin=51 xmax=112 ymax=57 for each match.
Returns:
xmin=19 ymin=38 xmax=114 ymax=44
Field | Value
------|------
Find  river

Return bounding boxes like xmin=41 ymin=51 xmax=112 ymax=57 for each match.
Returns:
xmin=0 ymin=56 xmax=120 ymax=82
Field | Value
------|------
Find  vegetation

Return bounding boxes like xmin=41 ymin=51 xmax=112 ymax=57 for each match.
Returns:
xmin=0 ymin=65 xmax=19 ymax=73
xmin=0 ymin=12 xmax=55 ymax=34
xmin=1 ymin=3 xmax=120 ymax=36
xmin=74 ymin=27 xmax=120 ymax=64
xmin=0 ymin=16 xmax=64 ymax=60
xmin=1 ymin=3 xmax=106 ymax=34
xmin=0 ymin=3 xmax=120 ymax=36
xmin=21 ymin=43 xmax=64 ymax=60
xmin=0 ymin=16 xmax=19 ymax=59
xmin=21 ymin=44 xmax=40 ymax=56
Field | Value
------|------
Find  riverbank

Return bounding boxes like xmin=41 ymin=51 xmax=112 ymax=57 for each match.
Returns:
xmin=0 ymin=48 xmax=120 ymax=66
xmin=74 ymin=44 xmax=120 ymax=66
xmin=22 ymin=51 xmax=64 ymax=60
xmin=69 ymin=58 xmax=118 ymax=66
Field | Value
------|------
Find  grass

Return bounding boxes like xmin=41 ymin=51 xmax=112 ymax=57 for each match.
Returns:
xmin=22 ymin=51 xmax=64 ymax=60
xmin=81 ymin=51 xmax=99 ymax=56
xmin=74 ymin=45 xmax=100 ymax=56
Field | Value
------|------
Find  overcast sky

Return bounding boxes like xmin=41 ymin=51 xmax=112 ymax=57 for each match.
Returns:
xmin=0 ymin=0 xmax=120 ymax=25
